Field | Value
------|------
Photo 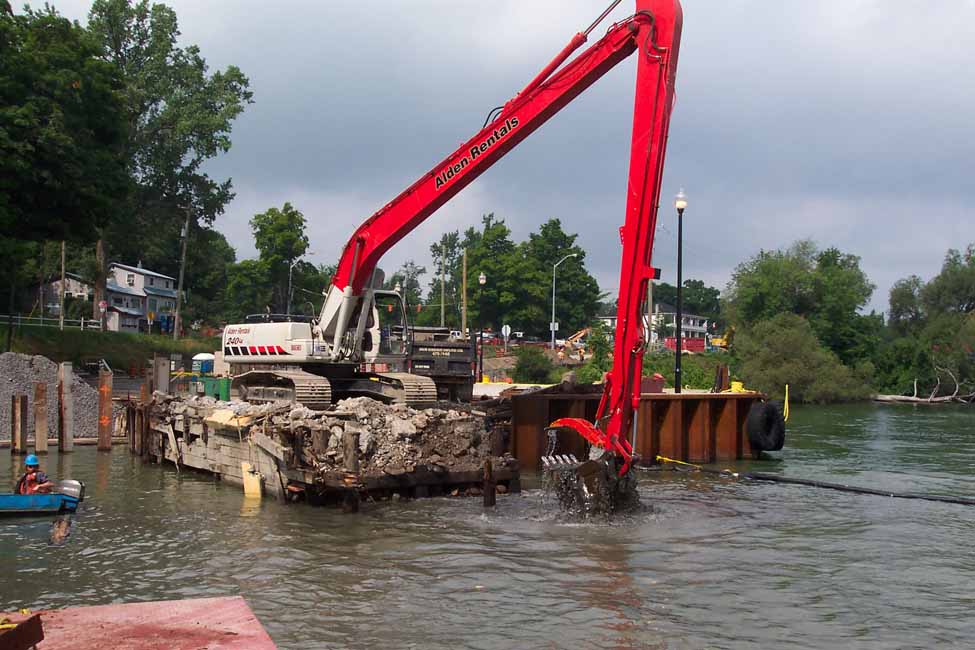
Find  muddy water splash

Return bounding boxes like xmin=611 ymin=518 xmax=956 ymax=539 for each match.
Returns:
xmin=543 ymin=451 xmax=642 ymax=517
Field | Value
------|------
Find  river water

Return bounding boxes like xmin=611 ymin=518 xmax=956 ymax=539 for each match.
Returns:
xmin=1 ymin=403 xmax=973 ymax=649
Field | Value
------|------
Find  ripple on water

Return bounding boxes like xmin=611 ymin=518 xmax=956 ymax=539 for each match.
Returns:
xmin=2 ymin=404 xmax=975 ymax=648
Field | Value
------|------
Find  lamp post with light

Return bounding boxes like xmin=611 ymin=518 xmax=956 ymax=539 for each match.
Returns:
xmin=478 ymin=272 xmax=486 ymax=383
xmin=551 ymin=253 xmax=578 ymax=349
xmin=673 ymin=188 xmax=687 ymax=393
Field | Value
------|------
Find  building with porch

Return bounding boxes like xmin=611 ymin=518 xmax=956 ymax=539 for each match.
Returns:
xmin=105 ymin=263 xmax=178 ymax=333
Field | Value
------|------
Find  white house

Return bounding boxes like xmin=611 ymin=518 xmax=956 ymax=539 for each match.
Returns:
xmin=38 ymin=272 xmax=92 ymax=315
xmin=651 ymin=302 xmax=710 ymax=341
xmin=105 ymin=263 xmax=178 ymax=332
xmin=596 ymin=301 xmax=711 ymax=347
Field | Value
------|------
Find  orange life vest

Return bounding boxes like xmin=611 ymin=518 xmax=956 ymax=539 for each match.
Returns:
xmin=17 ymin=470 xmax=44 ymax=495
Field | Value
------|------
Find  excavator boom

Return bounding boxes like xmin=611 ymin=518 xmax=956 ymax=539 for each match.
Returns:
xmin=320 ymin=0 xmax=682 ymax=477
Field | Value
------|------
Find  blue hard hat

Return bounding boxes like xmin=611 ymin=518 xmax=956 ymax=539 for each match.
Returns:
xmin=25 ymin=454 xmax=39 ymax=466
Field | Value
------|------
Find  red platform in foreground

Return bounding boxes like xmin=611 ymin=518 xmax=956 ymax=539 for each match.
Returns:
xmin=1 ymin=596 xmax=275 ymax=649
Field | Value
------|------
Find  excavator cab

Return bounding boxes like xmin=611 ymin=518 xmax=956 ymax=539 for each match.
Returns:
xmin=373 ymin=290 xmax=409 ymax=357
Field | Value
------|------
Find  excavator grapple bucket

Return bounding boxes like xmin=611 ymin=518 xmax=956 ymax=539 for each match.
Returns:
xmin=540 ymin=454 xmax=581 ymax=471
xmin=542 ymin=426 xmax=640 ymax=516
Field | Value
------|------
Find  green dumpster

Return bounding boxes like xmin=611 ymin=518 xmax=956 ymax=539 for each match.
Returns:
xmin=216 ymin=377 xmax=231 ymax=402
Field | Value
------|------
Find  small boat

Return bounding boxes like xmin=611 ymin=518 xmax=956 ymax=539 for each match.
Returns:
xmin=0 ymin=480 xmax=85 ymax=516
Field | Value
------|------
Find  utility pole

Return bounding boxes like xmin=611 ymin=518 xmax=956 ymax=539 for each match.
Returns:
xmin=173 ymin=207 xmax=191 ymax=340
xmin=461 ymin=249 xmax=468 ymax=339
xmin=286 ymin=259 xmax=297 ymax=317
xmin=440 ymin=247 xmax=446 ymax=327
xmin=646 ymin=278 xmax=652 ymax=349
xmin=59 ymin=241 xmax=65 ymax=331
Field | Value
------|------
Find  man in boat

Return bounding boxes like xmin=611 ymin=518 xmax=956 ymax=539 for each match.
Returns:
xmin=15 ymin=454 xmax=54 ymax=495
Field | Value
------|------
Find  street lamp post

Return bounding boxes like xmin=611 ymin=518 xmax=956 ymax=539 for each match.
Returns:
xmin=478 ymin=272 xmax=486 ymax=383
xmin=551 ymin=253 xmax=578 ymax=349
xmin=673 ymin=188 xmax=688 ymax=393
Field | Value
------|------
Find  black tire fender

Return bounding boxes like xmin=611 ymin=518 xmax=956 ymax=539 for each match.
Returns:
xmin=746 ymin=400 xmax=786 ymax=452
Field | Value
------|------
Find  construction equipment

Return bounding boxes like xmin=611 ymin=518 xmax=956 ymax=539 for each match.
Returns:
xmin=223 ymin=0 xmax=683 ymax=498
xmin=565 ymin=327 xmax=591 ymax=351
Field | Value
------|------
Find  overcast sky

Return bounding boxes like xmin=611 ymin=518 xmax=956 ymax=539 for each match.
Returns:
xmin=54 ymin=0 xmax=975 ymax=312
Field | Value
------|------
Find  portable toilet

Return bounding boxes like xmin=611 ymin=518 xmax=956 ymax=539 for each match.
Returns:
xmin=192 ymin=352 xmax=215 ymax=375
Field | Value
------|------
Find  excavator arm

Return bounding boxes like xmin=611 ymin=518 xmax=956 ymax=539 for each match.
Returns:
xmin=321 ymin=0 xmax=682 ymax=474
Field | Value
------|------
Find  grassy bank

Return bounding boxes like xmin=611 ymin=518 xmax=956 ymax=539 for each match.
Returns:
xmin=0 ymin=325 xmax=219 ymax=372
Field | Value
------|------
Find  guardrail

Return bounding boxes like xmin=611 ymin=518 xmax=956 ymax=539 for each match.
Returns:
xmin=0 ymin=314 xmax=103 ymax=331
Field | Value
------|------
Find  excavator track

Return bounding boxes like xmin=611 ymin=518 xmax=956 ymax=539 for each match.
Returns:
xmin=232 ymin=369 xmax=332 ymax=411
xmin=377 ymin=372 xmax=438 ymax=406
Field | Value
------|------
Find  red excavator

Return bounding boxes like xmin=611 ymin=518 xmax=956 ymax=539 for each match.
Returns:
xmin=222 ymin=0 xmax=682 ymax=496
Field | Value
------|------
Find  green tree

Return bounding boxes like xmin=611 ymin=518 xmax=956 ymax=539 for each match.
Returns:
xmin=520 ymin=218 xmax=601 ymax=336
xmin=464 ymin=214 xmax=518 ymax=332
xmin=416 ymin=232 xmax=462 ymax=327
xmin=680 ymin=279 xmax=721 ymax=320
xmin=577 ymin=322 xmax=612 ymax=383
xmin=384 ymin=260 xmax=426 ymax=311
xmin=462 ymin=215 xmax=601 ymax=337
xmin=182 ymin=227 xmax=236 ymax=324
xmin=223 ymin=259 xmax=271 ymax=323
xmin=88 ymin=0 xmax=252 ymax=225
xmin=0 ymin=4 xmax=128 ymax=242
xmin=290 ymin=262 xmax=334 ymax=319
xmin=871 ymin=333 xmax=934 ymax=396
xmin=250 ymin=203 xmax=310 ymax=312
xmin=725 ymin=240 xmax=875 ymax=363
xmin=872 ymin=243 xmax=975 ymax=396
xmin=87 ymin=0 xmax=251 ymax=317
xmin=920 ymin=245 xmax=975 ymax=315
xmin=652 ymin=279 xmax=721 ymax=321
xmin=735 ymin=313 xmax=871 ymax=403
xmin=888 ymin=275 xmax=925 ymax=336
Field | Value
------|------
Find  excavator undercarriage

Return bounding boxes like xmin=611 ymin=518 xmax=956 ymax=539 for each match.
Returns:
xmin=230 ymin=367 xmax=437 ymax=410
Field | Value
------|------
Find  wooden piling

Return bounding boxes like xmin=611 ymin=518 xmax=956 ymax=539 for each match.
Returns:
xmin=126 ymin=403 xmax=135 ymax=451
xmin=58 ymin=362 xmax=74 ymax=452
xmin=33 ymin=383 xmax=48 ymax=454
xmin=136 ymin=376 xmax=150 ymax=457
xmin=342 ymin=431 xmax=360 ymax=513
xmin=483 ymin=459 xmax=496 ymax=507
xmin=11 ymin=394 xmax=27 ymax=455
xmin=97 ymin=369 xmax=113 ymax=451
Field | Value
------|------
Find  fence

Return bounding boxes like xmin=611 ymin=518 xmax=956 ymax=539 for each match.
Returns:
xmin=0 ymin=314 xmax=103 ymax=331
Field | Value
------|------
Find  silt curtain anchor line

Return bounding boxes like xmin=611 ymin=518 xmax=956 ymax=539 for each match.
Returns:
xmin=654 ymin=456 xmax=975 ymax=507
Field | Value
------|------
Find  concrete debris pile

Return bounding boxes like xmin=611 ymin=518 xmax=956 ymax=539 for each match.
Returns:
xmin=151 ymin=394 xmax=508 ymax=478
xmin=0 ymin=352 xmax=100 ymax=439
xmin=300 ymin=397 xmax=496 ymax=476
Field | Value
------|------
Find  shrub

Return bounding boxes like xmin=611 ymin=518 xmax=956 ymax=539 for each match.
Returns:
xmin=512 ymin=346 xmax=559 ymax=383
xmin=576 ymin=322 xmax=612 ymax=384
xmin=643 ymin=350 xmax=730 ymax=390
xmin=735 ymin=313 xmax=871 ymax=403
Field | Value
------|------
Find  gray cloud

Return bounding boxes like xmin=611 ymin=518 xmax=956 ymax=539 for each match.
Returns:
xmin=53 ymin=0 xmax=975 ymax=312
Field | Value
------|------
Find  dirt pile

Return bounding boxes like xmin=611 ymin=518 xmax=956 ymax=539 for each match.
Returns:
xmin=0 ymin=353 xmax=99 ymax=439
